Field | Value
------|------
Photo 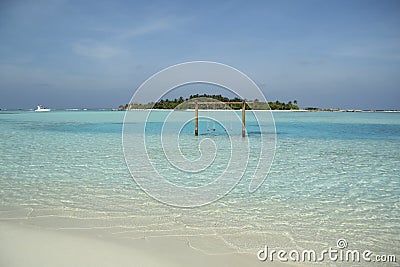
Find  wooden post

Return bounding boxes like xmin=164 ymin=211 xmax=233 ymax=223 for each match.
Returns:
xmin=195 ymin=102 xmax=199 ymax=136
xmin=242 ymin=101 xmax=246 ymax=137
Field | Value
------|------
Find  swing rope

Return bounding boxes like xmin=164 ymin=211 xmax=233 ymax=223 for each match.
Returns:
xmin=206 ymin=103 xmax=215 ymax=132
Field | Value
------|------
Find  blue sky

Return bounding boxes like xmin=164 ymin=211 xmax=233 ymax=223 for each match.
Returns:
xmin=0 ymin=0 xmax=399 ymax=109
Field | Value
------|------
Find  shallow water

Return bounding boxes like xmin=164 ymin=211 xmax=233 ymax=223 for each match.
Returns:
xmin=0 ymin=110 xmax=399 ymax=265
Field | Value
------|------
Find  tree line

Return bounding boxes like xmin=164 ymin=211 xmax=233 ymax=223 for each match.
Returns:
xmin=118 ymin=94 xmax=299 ymax=110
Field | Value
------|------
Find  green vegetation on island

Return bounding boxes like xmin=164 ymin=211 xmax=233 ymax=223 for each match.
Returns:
xmin=119 ymin=94 xmax=299 ymax=110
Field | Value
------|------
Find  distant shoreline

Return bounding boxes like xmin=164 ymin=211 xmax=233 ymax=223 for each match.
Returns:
xmin=1 ymin=108 xmax=400 ymax=112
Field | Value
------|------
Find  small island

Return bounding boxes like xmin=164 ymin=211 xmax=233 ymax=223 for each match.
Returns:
xmin=118 ymin=94 xmax=300 ymax=110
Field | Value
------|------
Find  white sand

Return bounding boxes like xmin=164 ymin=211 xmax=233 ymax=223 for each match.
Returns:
xmin=0 ymin=222 xmax=291 ymax=267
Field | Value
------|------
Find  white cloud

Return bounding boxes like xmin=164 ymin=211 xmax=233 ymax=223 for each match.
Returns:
xmin=331 ymin=39 xmax=400 ymax=61
xmin=91 ymin=14 xmax=189 ymax=41
xmin=118 ymin=18 xmax=172 ymax=39
xmin=70 ymin=16 xmax=184 ymax=60
xmin=72 ymin=41 xmax=123 ymax=60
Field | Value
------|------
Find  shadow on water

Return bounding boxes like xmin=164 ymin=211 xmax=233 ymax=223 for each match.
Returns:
xmin=24 ymin=122 xmax=124 ymax=134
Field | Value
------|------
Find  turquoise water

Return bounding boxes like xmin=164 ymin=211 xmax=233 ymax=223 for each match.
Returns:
xmin=0 ymin=110 xmax=399 ymax=264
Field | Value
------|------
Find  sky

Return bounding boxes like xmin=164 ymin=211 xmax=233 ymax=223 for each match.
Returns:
xmin=0 ymin=0 xmax=399 ymax=109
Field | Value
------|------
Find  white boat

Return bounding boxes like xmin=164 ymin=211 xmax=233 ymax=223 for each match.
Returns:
xmin=34 ymin=105 xmax=51 ymax=112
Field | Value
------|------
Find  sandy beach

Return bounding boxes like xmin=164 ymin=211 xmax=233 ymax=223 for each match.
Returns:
xmin=0 ymin=222 xmax=290 ymax=267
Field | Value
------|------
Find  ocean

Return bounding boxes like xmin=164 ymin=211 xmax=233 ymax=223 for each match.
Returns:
xmin=0 ymin=110 xmax=399 ymax=265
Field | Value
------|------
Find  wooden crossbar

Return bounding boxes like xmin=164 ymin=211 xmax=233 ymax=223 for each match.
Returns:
xmin=189 ymin=101 xmax=253 ymax=105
